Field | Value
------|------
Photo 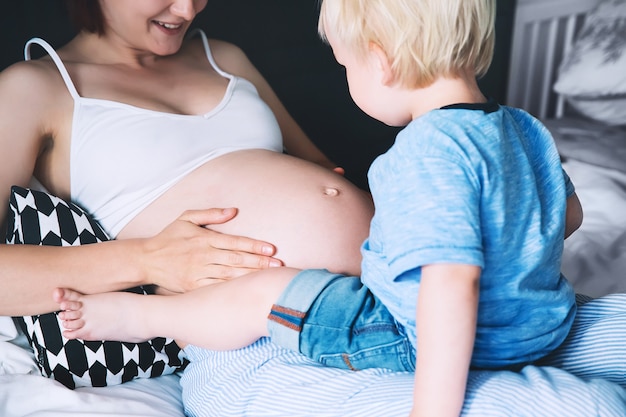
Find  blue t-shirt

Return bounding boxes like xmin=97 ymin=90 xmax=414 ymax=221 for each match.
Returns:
xmin=361 ymin=101 xmax=576 ymax=368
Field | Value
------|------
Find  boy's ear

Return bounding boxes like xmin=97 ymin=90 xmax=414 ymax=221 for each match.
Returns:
xmin=369 ymin=42 xmax=394 ymax=86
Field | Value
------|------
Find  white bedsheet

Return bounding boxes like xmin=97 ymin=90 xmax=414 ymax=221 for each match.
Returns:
xmin=562 ymin=159 xmax=626 ymax=297
xmin=0 ymin=374 xmax=183 ymax=417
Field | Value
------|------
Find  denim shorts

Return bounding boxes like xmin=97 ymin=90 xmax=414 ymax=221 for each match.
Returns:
xmin=267 ymin=269 xmax=415 ymax=372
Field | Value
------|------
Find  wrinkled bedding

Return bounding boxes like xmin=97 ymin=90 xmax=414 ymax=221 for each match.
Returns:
xmin=544 ymin=117 xmax=626 ymax=297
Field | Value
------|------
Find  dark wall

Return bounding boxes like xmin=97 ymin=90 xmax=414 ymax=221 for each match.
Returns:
xmin=1 ymin=0 xmax=516 ymax=190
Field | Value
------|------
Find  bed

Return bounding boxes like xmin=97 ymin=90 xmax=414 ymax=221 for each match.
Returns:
xmin=507 ymin=0 xmax=626 ymax=297
xmin=1 ymin=0 xmax=625 ymax=415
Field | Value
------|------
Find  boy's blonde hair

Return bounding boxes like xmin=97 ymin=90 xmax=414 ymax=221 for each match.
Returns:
xmin=318 ymin=0 xmax=495 ymax=89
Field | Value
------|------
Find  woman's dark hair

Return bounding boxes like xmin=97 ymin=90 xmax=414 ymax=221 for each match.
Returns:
xmin=64 ymin=0 xmax=105 ymax=35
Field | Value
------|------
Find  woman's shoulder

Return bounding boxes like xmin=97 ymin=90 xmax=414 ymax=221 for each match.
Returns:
xmin=185 ymin=36 xmax=253 ymax=76
xmin=185 ymin=35 xmax=248 ymax=64
xmin=0 ymin=53 xmax=73 ymax=146
xmin=0 ymin=57 xmax=67 ymax=103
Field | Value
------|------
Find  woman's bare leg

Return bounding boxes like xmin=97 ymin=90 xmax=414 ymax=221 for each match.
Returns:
xmin=54 ymin=267 xmax=300 ymax=350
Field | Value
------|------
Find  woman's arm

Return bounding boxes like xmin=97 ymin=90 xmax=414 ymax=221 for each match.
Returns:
xmin=0 ymin=62 xmax=52 ymax=239
xmin=0 ymin=207 xmax=281 ymax=316
xmin=209 ymin=40 xmax=341 ymax=171
xmin=411 ymin=264 xmax=480 ymax=417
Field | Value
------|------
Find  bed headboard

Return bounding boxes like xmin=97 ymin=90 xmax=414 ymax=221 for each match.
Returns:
xmin=506 ymin=0 xmax=599 ymax=119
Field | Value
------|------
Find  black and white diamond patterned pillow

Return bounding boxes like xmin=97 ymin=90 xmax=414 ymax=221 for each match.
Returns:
xmin=6 ymin=185 xmax=187 ymax=389
xmin=6 ymin=184 xmax=109 ymax=246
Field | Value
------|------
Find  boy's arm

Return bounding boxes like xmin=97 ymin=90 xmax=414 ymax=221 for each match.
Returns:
xmin=410 ymin=264 xmax=480 ymax=417
xmin=565 ymin=192 xmax=583 ymax=239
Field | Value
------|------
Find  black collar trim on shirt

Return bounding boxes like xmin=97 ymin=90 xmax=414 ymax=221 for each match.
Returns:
xmin=440 ymin=98 xmax=499 ymax=114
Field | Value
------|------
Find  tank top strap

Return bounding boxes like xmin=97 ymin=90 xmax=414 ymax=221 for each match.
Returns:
xmin=24 ymin=38 xmax=80 ymax=100
xmin=187 ymin=29 xmax=233 ymax=80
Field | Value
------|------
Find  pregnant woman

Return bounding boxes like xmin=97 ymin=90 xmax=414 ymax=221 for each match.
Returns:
xmin=0 ymin=0 xmax=372 ymax=320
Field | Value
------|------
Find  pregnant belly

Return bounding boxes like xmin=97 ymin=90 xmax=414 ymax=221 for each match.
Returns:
xmin=120 ymin=150 xmax=374 ymax=275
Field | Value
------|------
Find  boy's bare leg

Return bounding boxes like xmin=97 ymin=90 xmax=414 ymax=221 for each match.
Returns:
xmin=54 ymin=267 xmax=300 ymax=350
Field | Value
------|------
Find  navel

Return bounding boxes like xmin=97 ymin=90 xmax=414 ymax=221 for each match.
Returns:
xmin=323 ymin=186 xmax=340 ymax=197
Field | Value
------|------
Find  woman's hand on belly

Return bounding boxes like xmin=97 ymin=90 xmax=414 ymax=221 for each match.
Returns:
xmin=139 ymin=207 xmax=283 ymax=293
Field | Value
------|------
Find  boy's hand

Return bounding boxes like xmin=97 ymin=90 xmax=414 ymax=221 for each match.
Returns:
xmin=333 ymin=166 xmax=346 ymax=175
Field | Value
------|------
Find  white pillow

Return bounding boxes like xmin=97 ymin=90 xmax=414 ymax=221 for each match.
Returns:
xmin=566 ymin=96 xmax=626 ymax=126
xmin=553 ymin=0 xmax=626 ymax=124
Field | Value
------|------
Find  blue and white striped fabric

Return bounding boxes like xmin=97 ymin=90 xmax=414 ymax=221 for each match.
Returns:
xmin=538 ymin=293 xmax=626 ymax=387
xmin=181 ymin=294 xmax=626 ymax=416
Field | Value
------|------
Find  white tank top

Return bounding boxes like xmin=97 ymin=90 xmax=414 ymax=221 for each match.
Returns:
xmin=25 ymin=30 xmax=283 ymax=237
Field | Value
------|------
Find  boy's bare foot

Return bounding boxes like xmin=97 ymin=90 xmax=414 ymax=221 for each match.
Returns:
xmin=53 ymin=288 xmax=153 ymax=343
